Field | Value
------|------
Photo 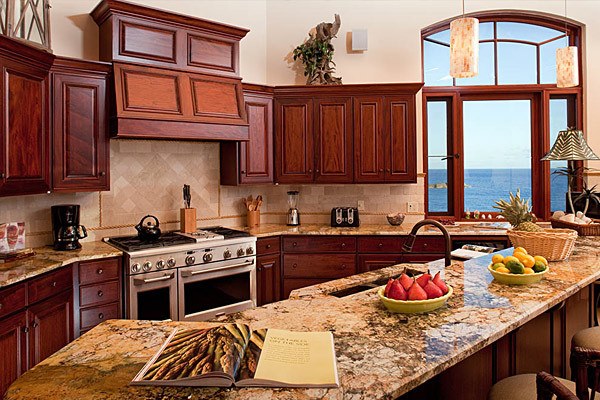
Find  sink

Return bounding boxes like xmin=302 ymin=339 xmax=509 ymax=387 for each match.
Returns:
xmin=329 ymin=267 xmax=423 ymax=298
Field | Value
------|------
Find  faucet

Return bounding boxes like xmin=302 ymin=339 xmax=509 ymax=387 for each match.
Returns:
xmin=402 ymin=219 xmax=452 ymax=267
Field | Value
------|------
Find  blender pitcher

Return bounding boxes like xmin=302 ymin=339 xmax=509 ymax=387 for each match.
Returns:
xmin=287 ymin=191 xmax=300 ymax=226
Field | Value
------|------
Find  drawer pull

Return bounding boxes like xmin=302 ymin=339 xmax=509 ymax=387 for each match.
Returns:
xmin=341 ymin=264 xmax=346 ymax=269
xmin=32 ymin=322 xmax=39 ymax=328
xmin=266 ymin=244 xmax=271 ymax=249
xmin=341 ymin=243 xmax=346 ymax=248
xmin=378 ymin=243 xmax=383 ymax=247
xmin=98 ymin=313 xmax=104 ymax=320
xmin=51 ymin=281 xmax=57 ymax=287
xmin=423 ymin=243 xmax=428 ymax=248
xmin=0 ymin=303 xmax=3 ymax=310
xmin=23 ymin=327 xmax=29 ymax=333
xmin=292 ymin=263 xmax=297 ymax=268
xmin=97 ymin=290 xmax=104 ymax=297
xmin=97 ymin=268 xmax=104 ymax=275
xmin=292 ymin=242 xmax=297 ymax=247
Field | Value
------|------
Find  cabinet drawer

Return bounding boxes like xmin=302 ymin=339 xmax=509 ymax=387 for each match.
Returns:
xmin=80 ymin=302 xmax=120 ymax=330
xmin=406 ymin=236 xmax=447 ymax=253
xmin=358 ymin=236 xmax=403 ymax=253
xmin=79 ymin=281 xmax=120 ymax=308
xmin=401 ymin=253 xmax=444 ymax=263
xmin=79 ymin=258 xmax=120 ymax=285
xmin=0 ymin=283 xmax=26 ymax=318
xmin=283 ymin=236 xmax=356 ymax=253
xmin=28 ymin=267 xmax=72 ymax=305
xmin=257 ymin=237 xmax=280 ymax=255
xmin=283 ymin=254 xmax=356 ymax=278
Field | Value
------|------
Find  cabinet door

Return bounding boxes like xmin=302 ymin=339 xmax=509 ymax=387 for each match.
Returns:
xmin=384 ymin=96 xmax=416 ymax=183
xmin=28 ymin=290 xmax=73 ymax=368
xmin=358 ymin=254 xmax=403 ymax=273
xmin=256 ymin=254 xmax=281 ymax=306
xmin=239 ymin=93 xmax=273 ymax=184
xmin=354 ymin=96 xmax=385 ymax=182
xmin=275 ymin=98 xmax=314 ymax=183
xmin=0 ymin=310 xmax=27 ymax=397
xmin=52 ymin=73 xmax=109 ymax=191
xmin=314 ymin=97 xmax=353 ymax=183
xmin=0 ymin=60 xmax=50 ymax=196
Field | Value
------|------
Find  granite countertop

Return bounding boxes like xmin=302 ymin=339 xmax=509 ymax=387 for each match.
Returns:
xmin=0 ymin=242 xmax=122 ymax=288
xmin=6 ymin=237 xmax=600 ymax=400
xmin=245 ymin=223 xmax=510 ymax=237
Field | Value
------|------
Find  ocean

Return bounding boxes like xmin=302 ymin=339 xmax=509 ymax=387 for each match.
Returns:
xmin=428 ymin=168 xmax=568 ymax=213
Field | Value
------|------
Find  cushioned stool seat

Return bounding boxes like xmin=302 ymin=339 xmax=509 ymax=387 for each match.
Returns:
xmin=488 ymin=374 xmax=579 ymax=400
xmin=572 ymin=326 xmax=600 ymax=350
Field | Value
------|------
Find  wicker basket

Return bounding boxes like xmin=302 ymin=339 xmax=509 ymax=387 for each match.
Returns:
xmin=550 ymin=218 xmax=600 ymax=236
xmin=507 ymin=228 xmax=578 ymax=261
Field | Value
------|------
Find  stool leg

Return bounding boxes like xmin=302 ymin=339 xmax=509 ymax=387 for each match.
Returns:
xmin=572 ymin=347 xmax=592 ymax=400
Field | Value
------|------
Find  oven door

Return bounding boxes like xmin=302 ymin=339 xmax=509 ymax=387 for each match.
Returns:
xmin=127 ymin=270 xmax=178 ymax=321
xmin=177 ymin=257 xmax=256 ymax=321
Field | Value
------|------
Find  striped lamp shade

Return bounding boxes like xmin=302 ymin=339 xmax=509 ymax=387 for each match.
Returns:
xmin=542 ymin=128 xmax=600 ymax=161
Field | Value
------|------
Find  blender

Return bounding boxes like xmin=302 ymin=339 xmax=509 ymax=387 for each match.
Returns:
xmin=287 ymin=191 xmax=300 ymax=226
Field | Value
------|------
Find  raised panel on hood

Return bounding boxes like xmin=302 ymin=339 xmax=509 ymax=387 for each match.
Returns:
xmin=190 ymin=77 xmax=242 ymax=119
xmin=188 ymin=34 xmax=236 ymax=73
xmin=120 ymin=21 xmax=177 ymax=64
xmin=120 ymin=67 xmax=182 ymax=115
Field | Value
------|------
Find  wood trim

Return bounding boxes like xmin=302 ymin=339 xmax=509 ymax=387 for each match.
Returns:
xmin=274 ymin=83 xmax=423 ymax=97
xmin=114 ymin=117 xmax=249 ymax=141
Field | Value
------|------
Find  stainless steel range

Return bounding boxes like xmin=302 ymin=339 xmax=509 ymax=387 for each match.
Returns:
xmin=104 ymin=227 xmax=256 ymax=322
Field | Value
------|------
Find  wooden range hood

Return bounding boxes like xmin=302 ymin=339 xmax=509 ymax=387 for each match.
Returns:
xmin=91 ymin=0 xmax=249 ymax=141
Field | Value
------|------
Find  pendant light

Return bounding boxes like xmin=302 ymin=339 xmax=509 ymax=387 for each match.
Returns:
xmin=450 ymin=0 xmax=479 ymax=78
xmin=556 ymin=0 xmax=579 ymax=87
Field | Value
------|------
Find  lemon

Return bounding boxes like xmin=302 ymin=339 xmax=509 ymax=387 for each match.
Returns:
xmin=521 ymin=255 xmax=535 ymax=269
xmin=513 ymin=252 xmax=528 ymax=263
xmin=533 ymin=261 xmax=547 ymax=273
xmin=492 ymin=262 xmax=505 ymax=270
xmin=533 ymin=255 xmax=548 ymax=267
xmin=514 ymin=246 xmax=528 ymax=255
xmin=492 ymin=254 xmax=504 ymax=264
xmin=523 ymin=267 xmax=535 ymax=274
xmin=503 ymin=255 xmax=519 ymax=265
xmin=496 ymin=266 xmax=510 ymax=274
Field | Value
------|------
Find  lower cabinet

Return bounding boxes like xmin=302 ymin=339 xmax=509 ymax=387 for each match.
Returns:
xmin=256 ymin=237 xmax=281 ymax=306
xmin=0 ymin=311 xmax=27 ymax=397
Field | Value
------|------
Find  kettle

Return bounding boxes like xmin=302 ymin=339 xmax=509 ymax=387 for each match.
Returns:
xmin=135 ymin=215 xmax=161 ymax=241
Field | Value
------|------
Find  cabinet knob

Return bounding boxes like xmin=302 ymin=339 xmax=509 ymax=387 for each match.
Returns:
xmin=32 ymin=322 xmax=39 ymax=328
xmin=292 ymin=263 xmax=297 ymax=268
xmin=51 ymin=281 xmax=57 ymax=287
xmin=0 ymin=172 xmax=4 ymax=179
xmin=0 ymin=303 xmax=2 ymax=310
xmin=308 ymin=169 xmax=312 ymax=173
xmin=387 ymin=169 xmax=391 ymax=173
xmin=99 ymin=171 xmax=106 ymax=176
xmin=423 ymin=243 xmax=428 ymax=248
xmin=341 ymin=264 xmax=346 ymax=269
xmin=378 ymin=243 xmax=383 ymax=247
xmin=257 ymin=266 xmax=262 ymax=272
xmin=97 ymin=268 xmax=103 ymax=275
xmin=266 ymin=244 xmax=271 ymax=249
xmin=292 ymin=242 xmax=297 ymax=247
xmin=97 ymin=290 xmax=104 ymax=297
xmin=316 ymin=169 xmax=320 ymax=173
xmin=98 ymin=313 xmax=104 ymax=320
xmin=23 ymin=327 xmax=29 ymax=333
xmin=241 ymin=170 xmax=246 ymax=174
xmin=379 ymin=169 xmax=384 ymax=172
xmin=341 ymin=243 xmax=346 ymax=248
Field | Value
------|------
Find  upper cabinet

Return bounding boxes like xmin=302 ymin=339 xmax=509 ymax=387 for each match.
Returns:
xmin=274 ymin=84 xmax=422 ymax=184
xmin=51 ymin=57 xmax=111 ymax=192
xmin=91 ymin=0 xmax=250 ymax=141
xmin=0 ymin=37 xmax=54 ymax=197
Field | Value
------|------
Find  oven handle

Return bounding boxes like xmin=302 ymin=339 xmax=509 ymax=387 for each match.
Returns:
xmin=180 ymin=259 xmax=255 ymax=278
xmin=133 ymin=272 xmax=175 ymax=285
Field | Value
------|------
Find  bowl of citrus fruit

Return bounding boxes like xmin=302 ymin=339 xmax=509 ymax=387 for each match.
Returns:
xmin=488 ymin=247 xmax=549 ymax=285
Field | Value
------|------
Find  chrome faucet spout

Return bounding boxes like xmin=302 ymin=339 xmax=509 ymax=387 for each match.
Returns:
xmin=403 ymin=219 xmax=452 ymax=267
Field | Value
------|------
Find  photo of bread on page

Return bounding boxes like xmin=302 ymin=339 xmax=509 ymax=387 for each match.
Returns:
xmin=131 ymin=323 xmax=339 ymax=388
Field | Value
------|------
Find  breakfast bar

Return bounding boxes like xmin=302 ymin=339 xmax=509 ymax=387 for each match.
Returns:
xmin=5 ymin=237 xmax=600 ymax=400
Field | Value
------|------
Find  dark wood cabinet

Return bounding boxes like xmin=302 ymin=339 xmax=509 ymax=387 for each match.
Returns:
xmin=354 ymin=96 xmax=385 ymax=182
xmin=256 ymin=254 xmax=281 ymax=307
xmin=384 ymin=96 xmax=416 ymax=182
xmin=51 ymin=57 xmax=111 ymax=192
xmin=221 ymin=84 xmax=274 ymax=185
xmin=0 ymin=38 xmax=54 ymax=197
xmin=358 ymin=254 xmax=403 ymax=273
xmin=0 ymin=311 xmax=27 ymax=397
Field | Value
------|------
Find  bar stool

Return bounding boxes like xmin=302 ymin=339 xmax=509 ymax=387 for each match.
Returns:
xmin=571 ymin=326 xmax=600 ymax=400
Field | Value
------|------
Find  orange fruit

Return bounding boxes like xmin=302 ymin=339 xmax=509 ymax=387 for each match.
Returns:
xmin=503 ymin=255 xmax=519 ymax=265
xmin=514 ymin=247 xmax=528 ymax=255
xmin=523 ymin=267 xmax=535 ymax=274
xmin=513 ymin=252 xmax=528 ymax=263
xmin=533 ymin=255 xmax=548 ymax=266
xmin=521 ymin=255 xmax=536 ymax=269
xmin=496 ymin=266 xmax=510 ymax=274
xmin=492 ymin=254 xmax=504 ymax=264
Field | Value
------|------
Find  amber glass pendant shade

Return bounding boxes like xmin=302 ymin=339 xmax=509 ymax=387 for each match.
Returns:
xmin=556 ymin=46 xmax=579 ymax=88
xmin=450 ymin=17 xmax=479 ymax=78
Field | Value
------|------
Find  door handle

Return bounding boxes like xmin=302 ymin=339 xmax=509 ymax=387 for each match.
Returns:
xmin=180 ymin=260 xmax=255 ymax=277
xmin=133 ymin=273 xmax=175 ymax=285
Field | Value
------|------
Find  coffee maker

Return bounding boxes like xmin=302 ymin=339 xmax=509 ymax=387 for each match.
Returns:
xmin=51 ymin=205 xmax=87 ymax=250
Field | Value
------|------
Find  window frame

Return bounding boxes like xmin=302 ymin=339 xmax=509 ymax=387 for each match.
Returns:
xmin=421 ymin=11 xmax=584 ymax=221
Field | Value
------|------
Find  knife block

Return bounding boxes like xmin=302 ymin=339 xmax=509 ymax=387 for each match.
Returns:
xmin=180 ymin=208 xmax=197 ymax=233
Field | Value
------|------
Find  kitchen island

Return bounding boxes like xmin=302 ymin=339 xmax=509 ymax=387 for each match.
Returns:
xmin=5 ymin=237 xmax=600 ymax=400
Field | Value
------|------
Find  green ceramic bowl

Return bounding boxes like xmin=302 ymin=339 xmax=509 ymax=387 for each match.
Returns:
xmin=488 ymin=264 xmax=548 ymax=285
xmin=378 ymin=285 xmax=453 ymax=314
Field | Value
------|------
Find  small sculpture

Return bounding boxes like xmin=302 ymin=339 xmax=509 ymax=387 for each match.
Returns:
xmin=293 ymin=14 xmax=342 ymax=85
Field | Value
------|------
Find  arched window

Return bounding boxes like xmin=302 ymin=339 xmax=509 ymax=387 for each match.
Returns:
xmin=422 ymin=11 xmax=583 ymax=220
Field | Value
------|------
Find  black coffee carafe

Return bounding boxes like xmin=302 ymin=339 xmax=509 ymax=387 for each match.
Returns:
xmin=51 ymin=205 xmax=88 ymax=250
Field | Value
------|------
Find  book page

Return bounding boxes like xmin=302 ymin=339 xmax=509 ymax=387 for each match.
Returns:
xmin=252 ymin=329 xmax=338 ymax=386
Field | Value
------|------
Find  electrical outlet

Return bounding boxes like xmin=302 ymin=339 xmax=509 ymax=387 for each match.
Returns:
xmin=357 ymin=200 xmax=365 ymax=211
xmin=407 ymin=202 xmax=417 ymax=212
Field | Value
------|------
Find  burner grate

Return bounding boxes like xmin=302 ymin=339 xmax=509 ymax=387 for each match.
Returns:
xmin=107 ymin=232 xmax=196 ymax=252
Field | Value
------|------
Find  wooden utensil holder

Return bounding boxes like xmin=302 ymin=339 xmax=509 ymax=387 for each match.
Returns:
xmin=180 ymin=208 xmax=197 ymax=233
xmin=247 ymin=210 xmax=260 ymax=228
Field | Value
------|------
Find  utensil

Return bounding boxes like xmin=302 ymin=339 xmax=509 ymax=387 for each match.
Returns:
xmin=247 ymin=195 xmax=254 ymax=211
xmin=135 ymin=215 xmax=161 ymax=241
xmin=183 ymin=184 xmax=191 ymax=209
xmin=256 ymin=195 xmax=263 ymax=210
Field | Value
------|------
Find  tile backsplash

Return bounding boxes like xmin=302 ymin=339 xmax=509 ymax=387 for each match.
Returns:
xmin=0 ymin=140 xmax=425 ymax=247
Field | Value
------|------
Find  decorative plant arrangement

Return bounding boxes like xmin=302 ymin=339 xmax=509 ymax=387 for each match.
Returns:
xmin=550 ymin=166 xmax=600 ymax=229
xmin=293 ymin=14 xmax=342 ymax=85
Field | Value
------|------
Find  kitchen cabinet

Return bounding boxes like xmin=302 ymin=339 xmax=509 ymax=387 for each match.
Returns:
xmin=221 ymin=84 xmax=274 ymax=185
xmin=353 ymin=96 xmax=385 ymax=182
xmin=256 ymin=237 xmax=281 ymax=306
xmin=0 ymin=37 xmax=54 ymax=197
xmin=0 ymin=311 xmax=27 ymax=397
xmin=51 ymin=57 xmax=111 ymax=192
xmin=384 ymin=96 xmax=416 ymax=182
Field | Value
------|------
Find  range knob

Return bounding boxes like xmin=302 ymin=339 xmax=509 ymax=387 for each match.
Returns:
xmin=156 ymin=260 xmax=165 ymax=270
xmin=131 ymin=263 xmax=141 ymax=273
xmin=223 ymin=249 xmax=232 ymax=259
xmin=185 ymin=255 xmax=196 ymax=265
xmin=203 ymin=253 xmax=213 ymax=263
xmin=237 ymin=248 xmax=245 ymax=257
xmin=246 ymin=247 xmax=254 ymax=255
xmin=143 ymin=261 xmax=152 ymax=271
xmin=167 ymin=258 xmax=176 ymax=268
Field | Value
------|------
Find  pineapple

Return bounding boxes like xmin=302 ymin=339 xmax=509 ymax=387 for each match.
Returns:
xmin=493 ymin=189 xmax=543 ymax=232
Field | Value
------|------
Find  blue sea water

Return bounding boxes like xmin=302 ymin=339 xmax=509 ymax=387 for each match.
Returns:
xmin=428 ymin=169 xmax=568 ymax=213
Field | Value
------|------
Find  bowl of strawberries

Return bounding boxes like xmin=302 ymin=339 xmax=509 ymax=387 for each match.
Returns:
xmin=378 ymin=270 xmax=453 ymax=314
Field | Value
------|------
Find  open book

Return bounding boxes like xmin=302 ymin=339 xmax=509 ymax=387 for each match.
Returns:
xmin=131 ymin=324 xmax=339 ymax=388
